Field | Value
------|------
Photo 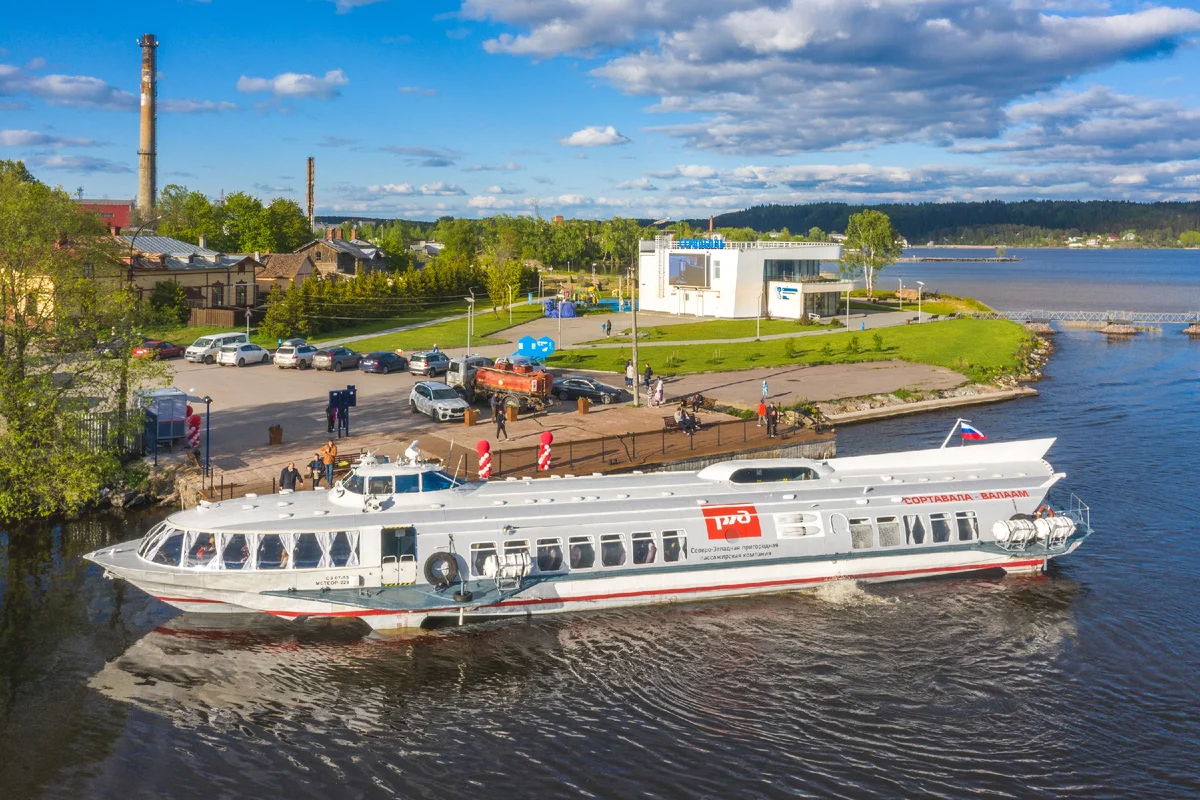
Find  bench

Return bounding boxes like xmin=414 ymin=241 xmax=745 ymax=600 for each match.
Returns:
xmin=662 ymin=415 xmax=682 ymax=433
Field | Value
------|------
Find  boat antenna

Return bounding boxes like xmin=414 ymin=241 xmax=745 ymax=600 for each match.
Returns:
xmin=940 ymin=418 xmax=968 ymax=449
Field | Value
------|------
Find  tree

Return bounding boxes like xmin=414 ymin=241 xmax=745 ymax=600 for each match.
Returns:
xmin=841 ymin=210 xmax=902 ymax=298
xmin=0 ymin=163 xmax=166 ymax=521
xmin=148 ymin=280 xmax=190 ymax=325
xmin=1179 ymin=230 xmax=1200 ymax=248
xmin=481 ymin=255 xmax=523 ymax=314
xmin=807 ymin=226 xmax=826 ymax=241
xmin=262 ymin=197 xmax=312 ymax=253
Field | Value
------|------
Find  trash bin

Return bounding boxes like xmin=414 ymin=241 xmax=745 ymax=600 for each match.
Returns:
xmin=577 ymin=396 xmax=591 ymax=415
xmin=464 ymin=408 xmax=477 ymax=427
xmin=268 ymin=424 xmax=283 ymax=445
xmin=506 ymin=404 xmax=519 ymax=423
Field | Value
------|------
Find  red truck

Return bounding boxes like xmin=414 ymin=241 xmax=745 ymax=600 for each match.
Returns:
xmin=468 ymin=358 xmax=554 ymax=411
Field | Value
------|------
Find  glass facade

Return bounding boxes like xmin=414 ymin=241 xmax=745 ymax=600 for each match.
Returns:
xmin=764 ymin=259 xmax=821 ymax=281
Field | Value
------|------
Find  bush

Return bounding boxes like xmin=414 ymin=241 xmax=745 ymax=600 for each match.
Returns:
xmin=784 ymin=337 xmax=800 ymax=358
xmin=148 ymin=281 xmax=190 ymax=326
xmin=872 ymin=332 xmax=884 ymax=351
xmin=845 ymin=336 xmax=861 ymax=354
xmin=821 ymin=342 xmax=834 ymax=356
xmin=665 ymin=351 xmax=682 ymax=368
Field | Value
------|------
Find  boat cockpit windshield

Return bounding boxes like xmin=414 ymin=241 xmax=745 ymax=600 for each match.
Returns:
xmin=728 ymin=465 xmax=820 ymax=483
xmin=339 ymin=469 xmax=463 ymax=495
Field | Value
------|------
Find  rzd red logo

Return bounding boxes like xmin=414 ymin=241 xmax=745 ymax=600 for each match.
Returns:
xmin=702 ymin=505 xmax=762 ymax=541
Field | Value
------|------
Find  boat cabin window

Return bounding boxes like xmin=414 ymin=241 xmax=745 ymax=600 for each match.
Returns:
xmin=330 ymin=531 xmax=359 ymax=567
xmin=343 ymin=475 xmax=365 ymax=495
xmin=394 ymin=474 xmax=421 ymax=494
xmin=729 ymin=466 xmax=819 ymax=484
xmin=930 ymin=513 xmax=952 ymax=543
xmin=153 ymin=531 xmax=185 ymax=566
xmin=662 ymin=531 xmax=687 ymax=562
xmin=471 ymin=542 xmax=497 ymax=577
xmin=138 ymin=523 xmax=168 ymax=558
xmin=569 ymin=536 xmax=595 ymax=569
xmin=294 ymin=533 xmax=323 ymax=568
xmin=600 ymin=533 xmax=626 ymax=567
xmin=631 ymin=531 xmax=657 ymax=564
xmin=257 ymin=534 xmax=288 ymax=569
xmin=222 ymin=533 xmax=250 ymax=569
xmin=776 ymin=512 xmax=822 ymax=538
xmin=849 ymin=518 xmax=873 ymax=549
xmin=876 ymin=516 xmax=902 ymax=548
xmin=504 ymin=539 xmax=529 ymax=558
xmin=421 ymin=471 xmax=461 ymax=492
xmin=537 ymin=538 xmax=564 ymax=572
xmin=955 ymin=511 xmax=979 ymax=541
xmin=186 ymin=532 xmax=218 ymax=567
xmin=368 ymin=476 xmax=393 ymax=495
xmin=904 ymin=515 xmax=926 ymax=545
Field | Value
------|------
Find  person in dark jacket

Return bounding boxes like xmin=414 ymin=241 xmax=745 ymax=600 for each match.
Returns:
xmin=495 ymin=411 xmax=508 ymax=440
xmin=280 ymin=462 xmax=304 ymax=491
xmin=325 ymin=405 xmax=336 ymax=434
xmin=643 ymin=363 xmax=653 ymax=391
xmin=766 ymin=403 xmax=780 ymax=438
xmin=490 ymin=393 xmax=501 ymax=423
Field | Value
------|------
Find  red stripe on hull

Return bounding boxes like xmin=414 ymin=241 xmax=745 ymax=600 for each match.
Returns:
xmin=157 ymin=557 xmax=1045 ymax=619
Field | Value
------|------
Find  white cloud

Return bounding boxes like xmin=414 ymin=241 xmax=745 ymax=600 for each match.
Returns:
xmin=614 ymin=176 xmax=658 ymax=191
xmin=468 ymin=0 xmax=1200 ymax=157
xmin=0 ymin=129 xmax=99 ymax=147
xmin=237 ymin=69 xmax=348 ymax=100
xmin=26 ymin=154 xmax=132 ymax=174
xmin=560 ymin=125 xmax=631 ymax=147
xmin=27 ymin=73 xmax=136 ymax=110
xmin=328 ymin=0 xmax=388 ymax=12
xmin=421 ymin=181 xmax=466 ymax=195
xmin=464 ymin=161 xmax=525 ymax=171
xmin=160 ymin=98 xmax=238 ymax=114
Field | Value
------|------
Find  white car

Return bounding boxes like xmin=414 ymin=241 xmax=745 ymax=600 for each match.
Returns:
xmin=216 ymin=343 xmax=271 ymax=367
xmin=274 ymin=344 xmax=317 ymax=369
xmin=409 ymin=381 xmax=470 ymax=422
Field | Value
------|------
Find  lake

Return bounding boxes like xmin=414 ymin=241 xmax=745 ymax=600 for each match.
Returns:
xmin=2 ymin=250 xmax=1199 ymax=799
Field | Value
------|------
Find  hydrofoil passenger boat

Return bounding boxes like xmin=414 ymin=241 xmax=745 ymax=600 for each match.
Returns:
xmin=86 ymin=437 xmax=1091 ymax=632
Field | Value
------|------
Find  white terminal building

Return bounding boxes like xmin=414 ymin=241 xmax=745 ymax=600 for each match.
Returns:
xmin=637 ymin=235 xmax=852 ymax=319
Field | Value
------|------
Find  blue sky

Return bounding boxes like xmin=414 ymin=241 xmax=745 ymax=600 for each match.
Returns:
xmin=3 ymin=0 xmax=1200 ymax=220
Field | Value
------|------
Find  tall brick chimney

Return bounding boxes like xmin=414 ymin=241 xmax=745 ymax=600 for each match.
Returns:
xmin=137 ymin=34 xmax=158 ymax=216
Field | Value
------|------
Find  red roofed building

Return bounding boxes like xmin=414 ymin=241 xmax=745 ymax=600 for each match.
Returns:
xmin=76 ymin=199 xmax=134 ymax=232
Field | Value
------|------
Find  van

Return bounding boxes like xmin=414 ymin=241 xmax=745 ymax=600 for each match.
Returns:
xmin=185 ymin=331 xmax=249 ymax=364
xmin=446 ymin=354 xmax=495 ymax=394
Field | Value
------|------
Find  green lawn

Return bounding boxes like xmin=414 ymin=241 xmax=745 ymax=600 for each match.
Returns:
xmin=349 ymin=302 xmax=548 ymax=353
xmin=580 ymin=317 xmax=830 ymax=345
xmin=142 ymin=302 xmax=471 ymax=349
xmin=851 ymin=290 xmax=992 ymax=315
xmin=547 ymin=318 xmax=1030 ymax=383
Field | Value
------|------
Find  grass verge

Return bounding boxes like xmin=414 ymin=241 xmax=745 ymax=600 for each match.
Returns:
xmin=546 ymin=318 xmax=1031 ymax=383
xmin=580 ymin=317 xmax=831 ymax=344
xmin=350 ymin=303 xmax=547 ymax=353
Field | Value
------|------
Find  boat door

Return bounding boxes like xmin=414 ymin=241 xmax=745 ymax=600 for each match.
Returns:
xmin=829 ymin=514 xmax=851 ymax=576
xmin=381 ymin=526 xmax=417 ymax=586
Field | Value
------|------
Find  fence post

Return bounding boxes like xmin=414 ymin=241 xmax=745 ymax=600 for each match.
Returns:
xmin=631 ymin=431 xmax=636 ymax=460
xmin=569 ymin=440 xmax=573 ymax=466
xmin=717 ymin=422 xmax=721 ymax=446
xmin=743 ymin=419 xmax=747 ymax=442
xmin=662 ymin=429 xmax=665 ymax=454
xmin=497 ymin=449 xmax=503 ymax=477
xmin=601 ymin=436 xmax=606 ymax=462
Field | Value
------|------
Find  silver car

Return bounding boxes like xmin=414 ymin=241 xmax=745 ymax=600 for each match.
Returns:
xmin=409 ymin=381 xmax=470 ymax=422
xmin=313 ymin=347 xmax=361 ymax=372
xmin=274 ymin=344 xmax=317 ymax=369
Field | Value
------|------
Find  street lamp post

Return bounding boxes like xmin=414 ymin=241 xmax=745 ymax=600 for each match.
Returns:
xmin=897 ymin=277 xmax=903 ymax=312
xmin=465 ymin=292 xmax=475 ymax=354
xmin=757 ymin=285 xmax=763 ymax=340
xmin=917 ymin=281 xmax=925 ymax=323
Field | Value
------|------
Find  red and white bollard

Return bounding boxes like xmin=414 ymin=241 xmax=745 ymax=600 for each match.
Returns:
xmin=537 ymin=431 xmax=553 ymax=471
xmin=476 ymin=440 xmax=492 ymax=480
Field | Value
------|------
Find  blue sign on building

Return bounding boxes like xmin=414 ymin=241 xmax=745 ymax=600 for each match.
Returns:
xmin=676 ymin=238 xmax=725 ymax=250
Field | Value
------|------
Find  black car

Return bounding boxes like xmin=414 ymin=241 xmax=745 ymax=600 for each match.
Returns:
xmin=359 ymin=351 xmax=408 ymax=374
xmin=552 ymin=376 xmax=623 ymax=404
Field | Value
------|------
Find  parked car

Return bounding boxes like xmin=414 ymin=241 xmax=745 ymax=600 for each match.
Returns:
xmin=281 ymin=337 xmax=307 ymax=347
xmin=216 ymin=342 xmax=271 ymax=367
xmin=360 ymin=351 xmax=408 ymax=374
xmin=185 ymin=331 xmax=248 ymax=364
xmin=552 ymin=376 xmax=624 ymax=404
xmin=408 ymin=350 xmax=451 ymax=377
xmin=274 ymin=344 xmax=318 ymax=369
xmin=132 ymin=340 xmax=186 ymax=359
xmin=313 ymin=347 xmax=361 ymax=372
xmin=97 ymin=336 xmax=148 ymax=358
xmin=446 ymin=354 xmax=495 ymax=397
xmin=409 ymin=381 xmax=470 ymax=422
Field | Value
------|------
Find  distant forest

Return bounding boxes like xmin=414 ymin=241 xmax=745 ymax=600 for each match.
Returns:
xmin=693 ymin=201 xmax=1200 ymax=245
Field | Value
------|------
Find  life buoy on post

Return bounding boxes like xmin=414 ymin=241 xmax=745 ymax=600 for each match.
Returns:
xmin=1035 ymin=505 xmax=1054 ymax=518
xmin=423 ymin=552 xmax=459 ymax=588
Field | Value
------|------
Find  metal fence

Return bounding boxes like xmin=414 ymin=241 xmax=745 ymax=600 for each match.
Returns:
xmin=74 ymin=411 xmax=144 ymax=456
xmin=434 ymin=415 xmax=835 ymax=481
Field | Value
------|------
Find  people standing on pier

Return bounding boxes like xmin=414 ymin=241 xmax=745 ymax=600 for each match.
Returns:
xmin=654 ymin=377 xmax=664 ymax=407
xmin=606 ymin=318 xmax=612 ymax=338
xmin=758 ymin=400 xmax=767 ymax=427
xmin=280 ymin=462 xmax=304 ymax=492
xmin=310 ymin=453 xmax=324 ymax=487
xmin=495 ymin=410 xmax=508 ymax=440
xmin=489 ymin=393 xmax=501 ymax=423
xmin=320 ymin=440 xmax=337 ymax=486
xmin=625 ymin=360 xmax=634 ymax=389
xmin=325 ymin=405 xmax=335 ymax=434
xmin=644 ymin=363 xmax=653 ymax=392
xmin=766 ymin=403 xmax=779 ymax=438
xmin=761 ymin=379 xmax=769 ymax=401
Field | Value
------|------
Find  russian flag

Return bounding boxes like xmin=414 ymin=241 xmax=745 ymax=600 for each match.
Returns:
xmin=961 ymin=423 xmax=987 ymax=441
